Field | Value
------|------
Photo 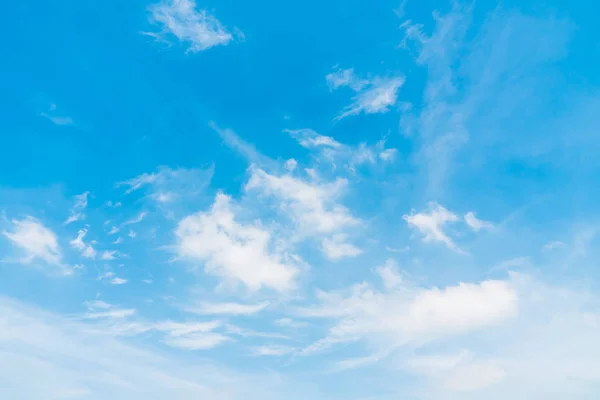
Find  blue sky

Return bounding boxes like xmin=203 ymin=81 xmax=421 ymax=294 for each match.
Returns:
xmin=2 ymin=0 xmax=600 ymax=398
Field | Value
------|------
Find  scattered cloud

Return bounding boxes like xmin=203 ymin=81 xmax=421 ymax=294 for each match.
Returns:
xmin=146 ymin=0 xmax=236 ymax=53
xmin=403 ymin=202 xmax=463 ymax=253
xmin=64 ymin=191 xmax=89 ymax=225
xmin=185 ymin=301 xmax=270 ymax=316
xmin=245 ymin=166 xmax=358 ymax=236
xmin=326 ymin=68 xmax=368 ymax=91
xmin=110 ymin=277 xmax=128 ymax=285
xmin=69 ymin=228 xmax=97 ymax=259
xmin=40 ymin=104 xmax=74 ymax=126
xmin=209 ymin=122 xmax=274 ymax=167
xmin=321 ymin=234 xmax=362 ymax=260
xmin=118 ymin=166 xmax=214 ymax=204
xmin=464 ymin=211 xmax=494 ymax=232
xmin=3 ymin=217 xmax=62 ymax=266
xmin=175 ymin=193 xmax=299 ymax=291
xmin=250 ymin=345 xmax=295 ymax=357
xmin=123 ymin=211 xmax=148 ymax=226
xmin=100 ymin=250 xmax=117 ymax=261
xmin=286 ymin=128 xmax=398 ymax=172
xmin=298 ymin=272 xmax=518 ymax=357
xmin=326 ymin=68 xmax=405 ymax=121
xmin=284 ymin=158 xmax=298 ymax=172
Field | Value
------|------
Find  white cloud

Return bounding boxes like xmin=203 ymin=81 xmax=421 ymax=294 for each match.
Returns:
xmin=175 ymin=193 xmax=299 ymax=291
xmin=82 ymin=308 xmax=136 ymax=319
xmin=69 ymin=228 xmax=97 ymax=259
xmin=379 ymin=148 xmax=398 ymax=162
xmin=274 ymin=318 xmax=308 ymax=329
xmin=3 ymin=217 xmax=62 ymax=266
xmin=403 ymin=202 xmax=462 ymax=253
xmin=146 ymin=0 xmax=236 ymax=53
xmin=464 ymin=211 xmax=494 ymax=232
xmin=108 ymin=226 xmax=120 ymax=235
xmin=110 ymin=277 xmax=128 ymax=285
xmin=321 ymin=234 xmax=362 ymax=260
xmin=185 ymin=301 xmax=269 ymax=316
xmin=128 ymin=229 xmax=137 ymax=239
xmin=375 ymin=259 xmax=403 ymax=290
xmin=113 ymin=237 xmax=123 ymax=244
xmin=64 ymin=191 xmax=89 ymax=225
xmin=0 ymin=297 xmax=307 ymax=399
xmin=101 ymin=250 xmax=117 ymax=261
xmin=118 ymin=167 xmax=213 ymax=208
xmin=284 ymin=158 xmax=298 ymax=172
xmin=299 ymin=273 xmax=518 ymax=356
xmin=245 ymin=167 xmax=357 ymax=236
xmin=250 ymin=345 xmax=295 ymax=357
xmin=123 ymin=211 xmax=148 ymax=226
xmin=286 ymin=129 xmax=397 ymax=172
xmin=335 ymin=77 xmax=405 ymax=121
xmin=286 ymin=128 xmax=342 ymax=149
xmin=326 ymin=67 xmax=368 ymax=91
xmin=153 ymin=320 xmax=229 ymax=350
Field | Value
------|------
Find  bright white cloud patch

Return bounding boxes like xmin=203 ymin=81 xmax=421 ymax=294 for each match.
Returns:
xmin=321 ymin=234 xmax=362 ymax=260
xmin=186 ymin=301 xmax=269 ymax=316
xmin=175 ymin=193 xmax=299 ymax=291
xmin=403 ymin=202 xmax=462 ymax=253
xmin=245 ymin=167 xmax=357 ymax=236
xmin=3 ymin=217 xmax=62 ymax=266
xmin=299 ymin=273 xmax=518 ymax=356
xmin=147 ymin=0 xmax=236 ymax=53
xmin=464 ymin=211 xmax=494 ymax=232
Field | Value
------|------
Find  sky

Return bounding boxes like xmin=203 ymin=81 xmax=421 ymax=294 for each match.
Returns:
xmin=1 ymin=0 xmax=600 ymax=398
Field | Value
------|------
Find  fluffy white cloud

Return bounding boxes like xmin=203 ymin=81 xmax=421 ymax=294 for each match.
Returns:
xmin=245 ymin=167 xmax=357 ymax=236
xmin=321 ymin=234 xmax=362 ymax=260
xmin=464 ymin=211 xmax=494 ymax=232
xmin=403 ymin=202 xmax=462 ymax=253
xmin=3 ymin=217 xmax=62 ymax=266
xmin=286 ymin=128 xmax=343 ymax=150
xmin=146 ymin=0 xmax=236 ymax=53
xmin=185 ymin=301 xmax=269 ymax=316
xmin=175 ymin=193 xmax=299 ymax=291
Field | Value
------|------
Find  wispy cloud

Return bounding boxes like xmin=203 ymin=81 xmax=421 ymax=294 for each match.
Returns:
xmin=326 ymin=67 xmax=405 ymax=121
xmin=69 ymin=228 xmax=97 ymax=259
xmin=185 ymin=301 xmax=270 ymax=316
xmin=2 ymin=217 xmax=64 ymax=269
xmin=403 ymin=202 xmax=463 ymax=253
xmin=64 ymin=191 xmax=89 ymax=225
xmin=464 ymin=211 xmax=494 ymax=232
xmin=146 ymin=0 xmax=238 ymax=53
